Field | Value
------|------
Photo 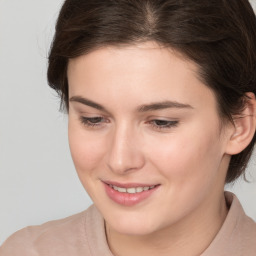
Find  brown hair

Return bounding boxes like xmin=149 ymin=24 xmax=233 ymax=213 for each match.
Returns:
xmin=47 ymin=0 xmax=256 ymax=183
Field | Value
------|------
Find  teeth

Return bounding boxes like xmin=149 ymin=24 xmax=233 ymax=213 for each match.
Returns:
xmin=114 ymin=186 xmax=126 ymax=193
xmin=110 ymin=185 xmax=156 ymax=193
xmin=136 ymin=187 xmax=143 ymax=193
xmin=127 ymin=188 xmax=136 ymax=194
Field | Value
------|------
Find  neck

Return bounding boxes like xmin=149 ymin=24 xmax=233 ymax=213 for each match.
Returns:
xmin=106 ymin=193 xmax=228 ymax=256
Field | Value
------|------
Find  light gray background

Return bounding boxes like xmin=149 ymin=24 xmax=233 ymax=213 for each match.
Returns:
xmin=0 ymin=0 xmax=256 ymax=245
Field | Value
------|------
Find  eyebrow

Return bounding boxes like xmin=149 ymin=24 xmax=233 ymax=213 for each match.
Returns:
xmin=69 ymin=96 xmax=193 ymax=112
xmin=138 ymin=101 xmax=193 ymax=112
xmin=69 ymin=96 xmax=107 ymax=111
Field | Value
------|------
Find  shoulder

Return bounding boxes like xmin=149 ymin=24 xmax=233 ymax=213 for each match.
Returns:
xmin=0 ymin=205 xmax=99 ymax=256
xmin=235 ymin=199 xmax=256 ymax=253
xmin=203 ymin=192 xmax=256 ymax=256
xmin=225 ymin=192 xmax=256 ymax=233
xmin=224 ymin=192 xmax=256 ymax=253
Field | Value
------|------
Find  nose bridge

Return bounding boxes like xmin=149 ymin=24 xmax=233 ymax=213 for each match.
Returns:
xmin=107 ymin=120 xmax=144 ymax=174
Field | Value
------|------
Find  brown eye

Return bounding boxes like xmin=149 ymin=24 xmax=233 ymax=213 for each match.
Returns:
xmin=149 ymin=120 xmax=179 ymax=130
xmin=86 ymin=117 xmax=103 ymax=124
xmin=79 ymin=116 xmax=106 ymax=127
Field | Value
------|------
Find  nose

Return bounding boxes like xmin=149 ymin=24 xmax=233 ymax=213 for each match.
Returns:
xmin=106 ymin=123 xmax=145 ymax=175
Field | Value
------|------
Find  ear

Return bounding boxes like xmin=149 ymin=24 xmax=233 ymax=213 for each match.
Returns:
xmin=225 ymin=92 xmax=256 ymax=155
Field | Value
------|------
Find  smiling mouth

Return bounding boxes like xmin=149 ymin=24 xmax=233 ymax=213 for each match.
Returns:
xmin=103 ymin=182 xmax=160 ymax=206
xmin=108 ymin=184 xmax=157 ymax=194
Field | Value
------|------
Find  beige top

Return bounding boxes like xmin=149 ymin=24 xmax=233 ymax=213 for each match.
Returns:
xmin=0 ymin=192 xmax=255 ymax=256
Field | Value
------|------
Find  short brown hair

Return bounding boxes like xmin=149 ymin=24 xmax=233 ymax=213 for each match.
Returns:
xmin=47 ymin=0 xmax=256 ymax=183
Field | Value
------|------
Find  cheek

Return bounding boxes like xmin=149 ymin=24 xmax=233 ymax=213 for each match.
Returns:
xmin=68 ymin=122 xmax=106 ymax=176
xmin=148 ymin=128 xmax=223 ymax=184
xmin=145 ymin=129 xmax=225 ymax=218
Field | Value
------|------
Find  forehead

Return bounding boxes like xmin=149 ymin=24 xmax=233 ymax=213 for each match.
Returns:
xmin=68 ymin=42 xmax=198 ymax=78
xmin=67 ymin=41 xmax=217 ymax=113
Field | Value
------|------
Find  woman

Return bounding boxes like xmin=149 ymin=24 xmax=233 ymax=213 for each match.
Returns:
xmin=1 ymin=0 xmax=256 ymax=255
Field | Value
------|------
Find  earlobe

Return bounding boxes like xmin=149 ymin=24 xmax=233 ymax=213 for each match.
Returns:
xmin=225 ymin=92 xmax=256 ymax=155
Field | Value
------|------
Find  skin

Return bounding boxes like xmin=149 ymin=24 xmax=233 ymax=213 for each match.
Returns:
xmin=67 ymin=41 xmax=242 ymax=256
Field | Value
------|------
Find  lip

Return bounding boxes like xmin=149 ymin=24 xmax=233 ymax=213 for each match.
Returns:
xmin=103 ymin=181 xmax=160 ymax=206
xmin=103 ymin=180 xmax=158 ymax=188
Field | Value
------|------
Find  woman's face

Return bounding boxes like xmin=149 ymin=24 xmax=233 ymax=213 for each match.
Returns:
xmin=67 ymin=42 xmax=232 ymax=235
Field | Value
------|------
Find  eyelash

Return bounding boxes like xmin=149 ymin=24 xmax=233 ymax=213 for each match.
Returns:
xmin=147 ymin=119 xmax=179 ymax=130
xmin=79 ymin=116 xmax=179 ymax=130
xmin=79 ymin=116 xmax=107 ymax=128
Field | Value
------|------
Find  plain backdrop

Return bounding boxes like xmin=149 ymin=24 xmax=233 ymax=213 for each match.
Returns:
xmin=0 ymin=0 xmax=256 ymax=245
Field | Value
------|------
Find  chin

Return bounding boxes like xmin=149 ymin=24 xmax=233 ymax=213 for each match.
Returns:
xmin=103 ymin=209 xmax=163 ymax=236
xmin=110 ymin=221 xmax=158 ymax=236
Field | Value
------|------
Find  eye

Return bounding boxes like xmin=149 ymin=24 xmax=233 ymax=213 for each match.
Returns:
xmin=79 ymin=116 xmax=108 ymax=128
xmin=148 ymin=119 xmax=179 ymax=130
